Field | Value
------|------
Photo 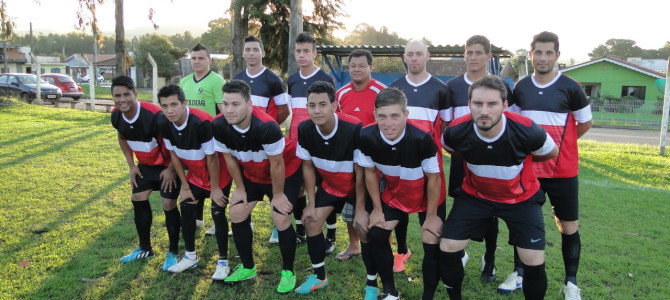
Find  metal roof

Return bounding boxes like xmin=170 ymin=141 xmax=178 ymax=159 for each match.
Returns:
xmin=316 ymin=44 xmax=513 ymax=58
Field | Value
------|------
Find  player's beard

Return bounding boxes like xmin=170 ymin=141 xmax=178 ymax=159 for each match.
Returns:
xmin=475 ymin=115 xmax=502 ymax=132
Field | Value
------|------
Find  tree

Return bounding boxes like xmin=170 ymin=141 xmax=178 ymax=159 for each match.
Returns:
xmin=341 ymin=23 xmax=411 ymax=73
xmin=230 ymin=0 xmax=345 ymax=76
xmin=168 ymin=31 xmax=199 ymax=50
xmin=134 ymin=34 xmax=186 ymax=78
xmin=589 ymin=39 xmax=643 ymax=60
xmin=200 ymin=18 xmax=233 ymax=53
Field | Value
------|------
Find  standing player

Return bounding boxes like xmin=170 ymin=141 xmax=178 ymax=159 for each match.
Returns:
xmin=440 ymin=75 xmax=558 ymax=300
xmin=335 ymin=48 xmax=386 ymax=261
xmin=357 ymin=87 xmax=446 ymax=300
xmin=213 ymin=80 xmax=302 ymax=294
xmin=111 ymin=76 xmax=181 ymax=271
xmin=156 ymin=85 xmax=233 ymax=281
xmin=389 ymin=39 xmax=453 ymax=273
xmin=445 ymin=35 xmax=510 ymax=282
xmin=286 ymin=32 xmax=336 ymax=246
xmin=179 ymin=43 xmax=226 ymax=234
xmin=234 ymin=35 xmax=290 ymax=125
xmin=508 ymin=31 xmax=592 ymax=300
xmin=293 ymin=81 xmax=364 ymax=294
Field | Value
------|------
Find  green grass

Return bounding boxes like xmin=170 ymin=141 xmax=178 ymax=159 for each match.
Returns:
xmin=1 ymin=101 xmax=669 ymax=299
xmin=80 ymin=85 xmax=154 ymax=101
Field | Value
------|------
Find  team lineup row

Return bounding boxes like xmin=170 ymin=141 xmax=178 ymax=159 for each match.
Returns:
xmin=112 ymin=31 xmax=592 ymax=300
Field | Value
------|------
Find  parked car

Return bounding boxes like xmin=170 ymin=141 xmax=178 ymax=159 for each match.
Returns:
xmin=0 ymin=73 xmax=62 ymax=102
xmin=42 ymin=73 xmax=84 ymax=100
xmin=79 ymin=73 xmax=105 ymax=84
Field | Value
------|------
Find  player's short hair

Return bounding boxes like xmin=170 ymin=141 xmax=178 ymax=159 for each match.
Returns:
xmin=296 ymin=32 xmax=316 ymax=50
xmin=466 ymin=35 xmax=491 ymax=54
xmin=348 ymin=49 xmax=372 ymax=65
xmin=375 ymin=87 xmax=407 ymax=110
xmin=158 ymin=84 xmax=186 ymax=103
xmin=307 ymin=81 xmax=336 ymax=103
xmin=111 ymin=76 xmax=136 ymax=93
xmin=223 ymin=79 xmax=251 ymax=102
xmin=531 ymin=31 xmax=560 ymax=52
xmin=244 ymin=35 xmax=264 ymax=52
xmin=191 ymin=43 xmax=210 ymax=57
xmin=468 ymin=75 xmax=508 ymax=102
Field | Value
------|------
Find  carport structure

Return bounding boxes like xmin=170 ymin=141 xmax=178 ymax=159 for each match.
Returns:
xmin=316 ymin=44 xmax=513 ymax=87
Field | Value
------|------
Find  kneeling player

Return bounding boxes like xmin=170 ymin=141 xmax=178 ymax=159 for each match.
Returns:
xmin=439 ymin=75 xmax=558 ymax=300
xmin=293 ymin=81 xmax=364 ymax=294
xmin=357 ymin=87 xmax=446 ymax=300
xmin=212 ymin=80 xmax=302 ymax=293
xmin=111 ymin=76 xmax=181 ymax=270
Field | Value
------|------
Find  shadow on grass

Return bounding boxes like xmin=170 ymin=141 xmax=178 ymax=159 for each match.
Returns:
xmin=0 ymin=128 xmax=107 ymax=169
xmin=0 ymin=126 xmax=77 ymax=148
xmin=580 ymin=157 xmax=669 ymax=191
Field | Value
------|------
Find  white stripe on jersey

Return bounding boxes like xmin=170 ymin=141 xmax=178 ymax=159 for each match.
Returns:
xmin=312 ymin=156 xmax=354 ymax=173
xmin=467 ymin=162 xmax=524 ymax=180
xmin=251 ymin=95 xmax=270 ymax=108
xmin=573 ymin=105 xmax=593 ymax=123
xmin=377 ymin=163 xmax=425 ymax=181
xmin=356 ymin=154 xmax=375 ymax=168
xmin=296 ymin=144 xmax=311 ymax=160
xmin=291 ymin=96 xmax=307 ymax=109
xmin=453 ymin=106 xmax=470 ymax=119
xmin=214 ymin=140 xmax=229 ymax=153
xmin=274 ymin=92 xmax=289 ymax=105
xmin=521 ymin=110 xmax=569 ymax=126
xmin=532 ymin=133 xmax=557 ymax=156
xmin=127 ymin=138 xmax=158 ymax=153
xmin=263 ymin=138 xmax=285 ymax=156
xmin=174 ymin=147 xmax=206 ymax=161
xmin=370 ymin=86 xmax=382 ymax=93
xmin=407 ymin=106 xmax=439 ymax=122
xmin=421 ymin=155 xmax=440 ymax=173
xmin=336 ymin=87 xmax=352 ymax=103
xmin=441 ymin=107 xmax=454 ymax=122
xmin=164 ymin=139 xmax=175 ymax=151
xmin=231 ymin=149 xmax=268 ymax=162
xmin=202 ymin=138 xmax=215 ymax=155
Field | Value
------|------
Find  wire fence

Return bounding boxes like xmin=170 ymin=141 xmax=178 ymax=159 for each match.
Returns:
xmin=591 ymin=97 xmax=669 ymax=130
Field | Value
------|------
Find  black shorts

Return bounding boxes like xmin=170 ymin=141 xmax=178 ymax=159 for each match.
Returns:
xmin=367 ymin=199 xmax=447 ymax=225
xmin=315 ymin=188 xmax=354 ymax=211
xmin=242 ymin=168 xmax=302 ymax=213
xmin=442 ymin=189 xmax=546 ymax=250
xmin=132 ymin=164 xmax=181 ymax=199
xmin=539 ymin=176 xmax=579 ymax=221
xmin=448 ymin=156 xmax=465 ymax=198
xmin=186 ymin=182 xmax=232 ymax=206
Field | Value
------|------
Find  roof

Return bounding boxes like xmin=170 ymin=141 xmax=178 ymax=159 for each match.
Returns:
xmin=561 ymin=57 xmax=665 ymax=79
xmin=426 ymin=59 xmax=467 ymax=76
xmin=316 ymin=44 xmax=513 ymax=58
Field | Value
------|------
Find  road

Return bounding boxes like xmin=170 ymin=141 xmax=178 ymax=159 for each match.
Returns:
xmin=582 ymin=127 xmax=667 ymax=146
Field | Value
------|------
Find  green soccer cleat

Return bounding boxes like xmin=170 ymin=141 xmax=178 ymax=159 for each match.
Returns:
xmin=223 ymin=265 xmax=257 ymax=284
xmin=276 ymin=270 xmax=297 ymax=294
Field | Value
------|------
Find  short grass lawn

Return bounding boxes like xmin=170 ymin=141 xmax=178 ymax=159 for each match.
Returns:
xmin=1 ymin=101 xmax=668 ymax=299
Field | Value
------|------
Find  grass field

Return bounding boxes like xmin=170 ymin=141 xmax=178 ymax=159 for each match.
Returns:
xmin=80 ymin=85 xmax=154 ymax=101
xmin=1 ymin=101 xmax=669 ymax=299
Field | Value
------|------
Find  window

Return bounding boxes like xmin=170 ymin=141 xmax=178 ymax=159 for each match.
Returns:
xmin=50 ymin=68 xmax=61 ymax=73
xmin=0 ymin=75 xmax=7 ymax=84
xmin=621 ymin=86 xmax=645 ymax=100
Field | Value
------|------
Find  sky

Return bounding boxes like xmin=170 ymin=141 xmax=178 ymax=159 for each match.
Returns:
xmin=5 ymin=0 xmax=669 ymax=62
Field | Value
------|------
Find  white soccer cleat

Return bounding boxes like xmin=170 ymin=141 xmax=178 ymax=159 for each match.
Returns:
xmin=205 ymin=225 xmax=216 ymax=236
xmin=498 ymin=271 xmax=523 ymax=292
xmin=212 ymin=260 xmax=230 ymax=281
xmin=462 ymin=251 xmax=470 ymax=267
xmin=167 ymin=256 xmax=198 ymax=273
xmin=561 ymin=282 xmax=582 ymax=300
xmin=196 ymin=220 xmax=206 ymax=229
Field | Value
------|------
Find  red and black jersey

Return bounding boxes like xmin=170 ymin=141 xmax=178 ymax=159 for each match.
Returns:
xmin=234 ymin=68 xmax=288 ymax=123
xmin=212 ymin=107 xmax=301 ymax=184
xmin=336 ymin=79 xmax=386 ymax=126
xmin=511 ymin=73 xmax=592 ymax=178
xmin=296 ymin=113 xmax=362 ymax=198
xmin=445 ymin=74 xmax=515 ymax=121
xmin=111 ymin=101 xmax=170 ymax=167
xmin=287 ymin=68 xmax=335 ymax=140
xmin=357 ymin=120 xmax=443 ymax=213
xmin=442 ymin=111 xmax=556 ymax=204
xmin=390 ymin=75 xmax=449 ymax=143
xmin=157 ymin=107 xmax=232 ymax=190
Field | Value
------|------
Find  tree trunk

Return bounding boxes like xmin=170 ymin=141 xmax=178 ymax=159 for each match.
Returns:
xmin=230 ymin=0 xmax=249 ymax=77
xmin=115 ymin=0 xmax=127 ymax=77
xmin=287 ymin=0 xmax=303 ymax=75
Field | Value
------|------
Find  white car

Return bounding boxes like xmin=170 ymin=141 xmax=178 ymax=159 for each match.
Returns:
xmin=79 ymin=74 xmax=105 ymax=84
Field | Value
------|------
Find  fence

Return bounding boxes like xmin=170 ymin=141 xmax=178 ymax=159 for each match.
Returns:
xmin=590 ymin=96 xmax=668 ymax=130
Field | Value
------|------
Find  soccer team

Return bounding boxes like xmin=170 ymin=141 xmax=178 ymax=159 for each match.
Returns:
xmin=112 ymin=31 xmax=591 ymax=300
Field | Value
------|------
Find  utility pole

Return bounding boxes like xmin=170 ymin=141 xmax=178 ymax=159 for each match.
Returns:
xmin=659 ymin=57 xmax=670 ymax=155
xmin=288 ymin=0 xmax=303 ymax=74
